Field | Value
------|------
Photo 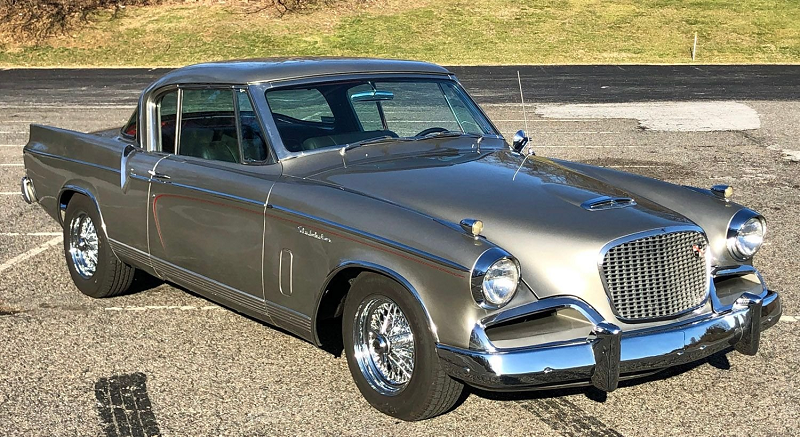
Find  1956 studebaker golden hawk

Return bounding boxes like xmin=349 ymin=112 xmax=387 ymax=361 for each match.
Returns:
xmin=21 ymin=58 xmax=781 ymax=421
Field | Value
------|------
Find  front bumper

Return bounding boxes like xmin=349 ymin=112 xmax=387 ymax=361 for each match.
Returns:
xmin=438 ymin=289 xmax=781 ymax=392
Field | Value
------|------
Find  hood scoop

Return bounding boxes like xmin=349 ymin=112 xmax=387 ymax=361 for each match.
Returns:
xmin=581 ymin=196 xmax=637 ymax=211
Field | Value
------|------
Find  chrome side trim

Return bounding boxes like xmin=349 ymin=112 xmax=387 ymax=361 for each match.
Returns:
xmin=27 ymin=149 xmax=119 ymax=174
xmin=155 ymin=180 xmax=266 ymax=208
xmin=313 ymin=261 xmax=440 ymax=345
xmin=268 ymin=204 xmax=470 ymax=274
xmin=150 ymin=254 xmax=313 ymax=338
xmin=108 ymin=239 xmax=152 ymax=270
xmin=150 ymin=255 xmax=267 ymax=316
xmin=266 ymin=300 xmax=313 ymax=337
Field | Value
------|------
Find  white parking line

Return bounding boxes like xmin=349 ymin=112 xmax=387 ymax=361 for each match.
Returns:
xmin=0 ymin=232 xmax=61 ymax=236
xmin=0 ymin=163 xmax=23 ymax=167
xmin=0 ymin=145 xmax=23 ymax=147
xmin=531 ymin=131 xmax=619 ymax=134
xmin=0 ymin=192 xmax=18 ymax=195
xmin=606 ymin=165 xmax=663 ymax=168
xmin=0 ymin=236 xmax=61 ymax=274
xmin=781 ymin=315 xmax=798 ymax=323
xmin=105 ymin=305 xmax=222 ymax=311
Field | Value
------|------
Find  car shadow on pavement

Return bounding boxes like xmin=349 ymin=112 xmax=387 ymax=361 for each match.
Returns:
xmin=469 ymin=349 xmax=732 ymax=404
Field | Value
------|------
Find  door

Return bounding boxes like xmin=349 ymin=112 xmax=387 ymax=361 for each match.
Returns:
xmin=147 ymin=87 xmax=280 ymax=312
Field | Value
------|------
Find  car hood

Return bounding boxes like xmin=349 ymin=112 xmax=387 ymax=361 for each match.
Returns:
xmin=308 ymin=148 xmax=696 ymax=301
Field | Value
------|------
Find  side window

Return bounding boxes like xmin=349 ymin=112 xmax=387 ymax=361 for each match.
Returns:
xmin=157 ymin=91 xmax=178 ymax=153
xmin=236 ymin=91 xmax=268 ymax=162
xmin=265 ymin=88 xmax=333 ymax=123
xmin=347 ymin=84 xmax=384 ymax=132
xmin=121 ymin=110 xmax=138 ymax=139
xmin=178 ymin=89 xmax=239 ymax=163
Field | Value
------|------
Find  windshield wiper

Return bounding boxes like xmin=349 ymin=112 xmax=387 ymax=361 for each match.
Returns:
xmin=415 ymin=130 xmax=483 ymax=140
xmin=341 ymin=136 xmax=411 ymax=153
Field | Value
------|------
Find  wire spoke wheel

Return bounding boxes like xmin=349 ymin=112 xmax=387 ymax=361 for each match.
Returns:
xmin=353 ymin=296 xmax=415 ymax=396
xmin=68 ymin=212 xmax=99 ymax=279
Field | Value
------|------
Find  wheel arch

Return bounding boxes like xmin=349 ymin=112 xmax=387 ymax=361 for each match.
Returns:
xmin=57 ymin=183 xmax=117 ymax=261
xmin=312 ymin=261 xmax=439 ymax=353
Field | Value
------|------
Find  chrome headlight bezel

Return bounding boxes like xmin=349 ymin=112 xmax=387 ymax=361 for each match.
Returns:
xmin=726 ymin=208 xmax=766 ymax=261
xmin=471 ymin=247 xmax=520 ymax=309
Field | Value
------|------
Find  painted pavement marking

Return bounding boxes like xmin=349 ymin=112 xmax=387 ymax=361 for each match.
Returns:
xmin=0 ymin=236 xmax=61 ymax=274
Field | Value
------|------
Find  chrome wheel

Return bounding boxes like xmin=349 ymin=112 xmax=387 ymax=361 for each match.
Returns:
xmin=353 ymin=296 xmax=415 ymax=396
xmin=68 ymin=212 xmax=99 ymax=279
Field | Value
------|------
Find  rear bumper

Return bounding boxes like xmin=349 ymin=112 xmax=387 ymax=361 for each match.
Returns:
xmin=437 ymin=289 xmax=781 ymax=392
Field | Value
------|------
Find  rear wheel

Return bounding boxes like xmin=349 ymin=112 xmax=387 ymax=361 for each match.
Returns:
xmin=63 ymin=194 xmax=135 ymax=298
xmin=342 ymin=272 xmax=463 ymax=421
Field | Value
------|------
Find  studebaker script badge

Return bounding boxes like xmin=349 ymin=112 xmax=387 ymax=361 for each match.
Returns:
xmin=298 ymin=226 xmax=332 ymax=243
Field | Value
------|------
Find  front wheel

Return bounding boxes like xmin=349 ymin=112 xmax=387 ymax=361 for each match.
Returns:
xmin=342 ymin=272 xmax=464 ymax=421
xmin=63 ymin=194 xmax=135 ymax=298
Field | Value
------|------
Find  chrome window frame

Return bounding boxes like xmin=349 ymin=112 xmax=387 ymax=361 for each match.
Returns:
xmin=144 ymin=83 xmax=278 ymax=165
xmin=249 ymin=73 xmax=503 ymax=161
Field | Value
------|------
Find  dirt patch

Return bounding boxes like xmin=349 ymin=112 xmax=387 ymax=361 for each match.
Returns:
xmin=0 ymin=301 xmax=24 ymax=316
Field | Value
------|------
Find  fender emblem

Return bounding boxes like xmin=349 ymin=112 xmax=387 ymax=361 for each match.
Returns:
xmin=297 ymin=226 xmax=332 ymax=243
xmin=691 ymin=244 xmax=706 ymax=258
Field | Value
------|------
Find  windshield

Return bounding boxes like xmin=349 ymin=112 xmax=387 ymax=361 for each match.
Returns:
xmin=264 ymin=78 xmax=497 ymax=153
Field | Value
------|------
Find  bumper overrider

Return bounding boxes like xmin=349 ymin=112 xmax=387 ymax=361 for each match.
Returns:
xmin=437 ymin=275 xmax=781 ymax=392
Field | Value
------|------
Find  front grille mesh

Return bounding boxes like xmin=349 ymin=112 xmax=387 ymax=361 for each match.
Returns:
xmin=601 ymin=230 xmax=709 ymax=321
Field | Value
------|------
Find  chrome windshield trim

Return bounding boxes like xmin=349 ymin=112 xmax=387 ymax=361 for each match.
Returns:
xmin=267 ymin=204 xmax=469 ymax=274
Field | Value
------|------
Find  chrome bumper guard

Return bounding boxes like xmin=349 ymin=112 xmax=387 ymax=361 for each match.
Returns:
xmin=437 ymin=289 xmax=781 ymax=392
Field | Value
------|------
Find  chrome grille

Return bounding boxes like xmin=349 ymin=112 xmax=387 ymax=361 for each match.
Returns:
xmin=601 ymin=230 xmax=709 ymax=321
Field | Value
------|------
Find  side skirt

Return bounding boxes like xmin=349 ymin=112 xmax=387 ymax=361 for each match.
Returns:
xmin=108 ymin=239 xmax=314 ymax=342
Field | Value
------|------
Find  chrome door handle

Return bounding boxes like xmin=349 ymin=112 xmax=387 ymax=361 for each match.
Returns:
xmin=147 ymin=169 xmax=171 ymax=180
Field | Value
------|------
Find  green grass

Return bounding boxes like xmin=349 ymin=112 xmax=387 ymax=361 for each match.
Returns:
xmin=1 ymin=0 xmax=799 ymax=66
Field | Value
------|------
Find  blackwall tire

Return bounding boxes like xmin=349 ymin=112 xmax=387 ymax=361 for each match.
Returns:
xmin=342 ymin=272 xmax=464 ymax=421
xmin=63 ymin=194 xmax=135 ymax=298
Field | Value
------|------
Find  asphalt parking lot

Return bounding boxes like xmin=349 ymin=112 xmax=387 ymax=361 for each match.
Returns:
xmin=1 ymin=66 xmax=799 ymax=436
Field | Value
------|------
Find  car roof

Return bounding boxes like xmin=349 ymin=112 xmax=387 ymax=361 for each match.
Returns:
xmin=148 ymin=57 xmax=452 ymax=88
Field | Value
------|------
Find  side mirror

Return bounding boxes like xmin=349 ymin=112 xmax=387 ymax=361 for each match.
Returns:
xmin=511 ymin=130 xmax=529 ymax=153
xmin=120 ymin=144 xmax=138 ymax=192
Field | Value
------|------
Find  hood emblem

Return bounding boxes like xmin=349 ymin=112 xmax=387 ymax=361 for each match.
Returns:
xmin=581 ymin=196 xmax=637 ymax=211
xmin=691 ymin=243 xmax=706 ymax=258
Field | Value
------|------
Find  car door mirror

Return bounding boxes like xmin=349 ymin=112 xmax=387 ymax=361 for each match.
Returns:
xmin=511 ymin=130 xmax=529 ymax=154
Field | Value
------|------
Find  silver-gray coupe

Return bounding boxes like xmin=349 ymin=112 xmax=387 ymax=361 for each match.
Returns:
xmin=21 ymin=58 xmax=781 ymax=421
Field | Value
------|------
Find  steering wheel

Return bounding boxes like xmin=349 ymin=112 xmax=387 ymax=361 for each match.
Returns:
xmin=414 ymin=127 xmax=449 ymax=137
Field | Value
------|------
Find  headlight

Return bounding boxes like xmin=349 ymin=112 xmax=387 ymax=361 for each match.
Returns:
xmin=471 ymin=248 xmax=520 ymax=309
xmin=727 ymin=209 xmax=766 ymax=260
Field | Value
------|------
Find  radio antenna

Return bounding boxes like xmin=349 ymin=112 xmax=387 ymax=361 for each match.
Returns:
xmin=517 ymin=71 xmax=529 ymax=134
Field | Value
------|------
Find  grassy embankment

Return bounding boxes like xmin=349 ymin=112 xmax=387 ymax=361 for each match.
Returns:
xmin=1 ymin=0 xmax=798 ymax=66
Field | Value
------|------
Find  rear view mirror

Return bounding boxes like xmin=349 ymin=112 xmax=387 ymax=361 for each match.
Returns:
xmin=350 ymin=90 xmax=394 ymax=102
